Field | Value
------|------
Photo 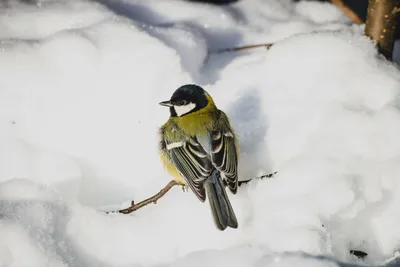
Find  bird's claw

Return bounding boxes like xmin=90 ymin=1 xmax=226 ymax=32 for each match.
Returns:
xmin=181 ymin=185 xmax=188 ymax=192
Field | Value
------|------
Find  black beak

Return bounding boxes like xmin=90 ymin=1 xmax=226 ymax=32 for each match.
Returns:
xmin=159 ymin=100 xmax=172 ymax=107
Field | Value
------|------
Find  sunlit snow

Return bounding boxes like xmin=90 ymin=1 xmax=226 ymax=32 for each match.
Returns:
xmin=1 ymin=0 xmax=400 ymax=267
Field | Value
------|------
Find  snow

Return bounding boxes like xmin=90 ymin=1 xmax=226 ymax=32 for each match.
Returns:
xmin=1 ymin=0 xmax=400 ymax=267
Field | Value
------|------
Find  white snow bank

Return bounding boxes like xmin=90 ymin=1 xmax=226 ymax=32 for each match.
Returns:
xmin=1 ymin=0 xmax=400 ymax=267
xmin=101 ymin=0 xmax=350 ymax=76
xmin=0 ymin=179 xmax=339 ymax=267
xmin=0 ymin=0 xmax=191 ymax=208
xmin=0 ymin=0 xmax=111 ymax=40
xmin=168 ymin=247 xmax=341 ymax=267
xmin=210 ymin=26 xmax=400 ymax=263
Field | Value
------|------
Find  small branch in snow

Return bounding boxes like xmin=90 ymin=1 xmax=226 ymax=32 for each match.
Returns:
xmin=235 ymin=171 xmax=278 ymax=186
xmin=331 ymin=0 xmax=363 ymax=25
xmin=111 ymin=172 xmax=278 ymax=214
xmin=213 ymin=43 xmax=273 ymax=54
xmin=118 ymin=180 xmax=185 ymax=214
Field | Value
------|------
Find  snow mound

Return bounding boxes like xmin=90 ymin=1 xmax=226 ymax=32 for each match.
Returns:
xmin=0 ymin=0 xmax=190 ymax=207
xmin=0 ymin=0 xmax=111 ymax=40
xmin=211 ymin=26 xmax=400 ymax=263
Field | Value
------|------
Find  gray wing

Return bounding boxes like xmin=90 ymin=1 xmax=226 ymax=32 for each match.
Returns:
xmin=210 ymin=131 xmax=239 ymax=194
xmin=167 ymin=138 xmax=213 ymax=202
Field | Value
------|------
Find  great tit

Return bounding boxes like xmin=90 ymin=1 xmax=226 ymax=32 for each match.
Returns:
xmin=158 ymin=84 xmax=239 ymax=231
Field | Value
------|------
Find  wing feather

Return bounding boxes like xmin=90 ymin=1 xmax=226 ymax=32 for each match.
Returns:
xmin=211 ymin=131 xmax=238 ymax=194
xmin=167 ymin=138 xmax=213 ymax=201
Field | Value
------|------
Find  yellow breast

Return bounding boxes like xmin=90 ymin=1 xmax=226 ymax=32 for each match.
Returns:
xmin=158 ymin=145 xmax=187 ymax=184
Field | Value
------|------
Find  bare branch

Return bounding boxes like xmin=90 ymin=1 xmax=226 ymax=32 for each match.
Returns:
xmin=213 ymin=43 xmax=273 ymax=54
xmin=331 ymin=0 xmax=363 ymax=24
xmin=111 ymin=172 xmax=278 ymax=214
xmin=118 ymin=180 xmax=184 ymax=214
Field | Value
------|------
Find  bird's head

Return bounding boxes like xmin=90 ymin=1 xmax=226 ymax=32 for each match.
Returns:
xmin=159 ymin=84 xmax=214 ymax=117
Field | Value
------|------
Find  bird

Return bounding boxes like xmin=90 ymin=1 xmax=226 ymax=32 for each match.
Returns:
xmin=158 ymin=84 xmax=239 ymax=231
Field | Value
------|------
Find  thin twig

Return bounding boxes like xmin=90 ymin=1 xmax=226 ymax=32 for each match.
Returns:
xmin=213 ymin=43 xmax=273 ymax=54
xmin=118 ymin=180 xmax=184 ymax=214
xmin=331 ymin=0 xmax=363 ymax=24
xmin=237 ymin=171 xmax=278 ymax=186
xmin=113 ymin=172 xmax=278 ymax=214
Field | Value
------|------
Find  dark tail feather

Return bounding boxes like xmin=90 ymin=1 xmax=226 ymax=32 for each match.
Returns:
xmin=204 ymin=170 xmax=238 ymax=230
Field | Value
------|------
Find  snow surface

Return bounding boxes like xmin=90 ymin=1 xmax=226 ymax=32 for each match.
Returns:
xmin=1 ymin=0 xmax=400 ymax=266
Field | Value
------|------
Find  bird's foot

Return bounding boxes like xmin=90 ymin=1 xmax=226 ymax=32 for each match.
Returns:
xmin=181 ymin=185 xmax=188 ymax=192
xmin=174 ymin=180 xmax=188 ymax=192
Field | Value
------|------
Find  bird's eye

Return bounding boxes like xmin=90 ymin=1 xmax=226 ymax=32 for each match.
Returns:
xmin=178 ymin=100 xmax=187 ymax=106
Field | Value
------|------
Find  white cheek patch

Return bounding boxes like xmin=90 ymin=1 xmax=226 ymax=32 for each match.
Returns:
xmin=174 ymin=102 xmax=196 ymax=117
